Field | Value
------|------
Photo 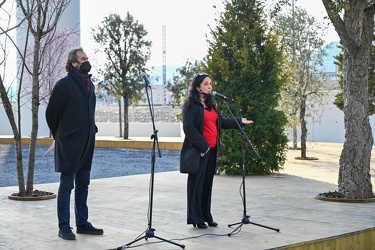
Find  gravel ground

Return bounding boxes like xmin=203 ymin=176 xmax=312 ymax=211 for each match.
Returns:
xmin=0 ymin=144 xmax=180 ymax=187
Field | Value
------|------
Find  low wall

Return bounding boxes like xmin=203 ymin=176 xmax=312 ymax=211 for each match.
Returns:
xmin=0 ymin=104 xmax=182 ymax=138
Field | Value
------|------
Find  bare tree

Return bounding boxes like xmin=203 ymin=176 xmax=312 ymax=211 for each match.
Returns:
xmin=0 ymin=0 xmax=30 ymax=195
xmin=0 ymin=0 xmax=72 ymax=196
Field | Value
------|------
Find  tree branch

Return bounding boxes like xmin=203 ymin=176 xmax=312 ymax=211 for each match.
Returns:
xmin=321 ymin=0 xmax=357 ymax=50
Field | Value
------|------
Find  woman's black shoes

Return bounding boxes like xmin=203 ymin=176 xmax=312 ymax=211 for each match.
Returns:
xmin=192 ymin=221 xmax=218 ymax=228
xmin=193 ymin=223 xmax=208 ymax=229
xmin=208 ymin=221 xmax=218 ymax=227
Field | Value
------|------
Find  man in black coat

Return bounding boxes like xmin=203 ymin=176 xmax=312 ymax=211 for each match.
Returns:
xmin=46 ymin=47 xmax=103 ymax=240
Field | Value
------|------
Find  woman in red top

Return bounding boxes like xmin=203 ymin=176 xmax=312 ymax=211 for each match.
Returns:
xmin=180 ymin=73 xmax=253 ymax=229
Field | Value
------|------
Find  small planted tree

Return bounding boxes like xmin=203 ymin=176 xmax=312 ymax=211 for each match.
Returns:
xmin=206 ymin=0 xmax=289 ymax=175
xmin=0 ymin=0 xmax=73 ymax=197
xmin=92 ymin=12 xmax=152 ymax=139
xmin=273 ymin=6 xmax=329 ymax=158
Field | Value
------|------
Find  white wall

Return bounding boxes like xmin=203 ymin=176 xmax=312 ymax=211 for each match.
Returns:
xmin=0 ymin=104 xmax=12 ymax=135
xmin=293 ymin=90 xmax=375 ymax=143
xmin=0 ymin=105 xmax=49 ymax=137
xmin=96 ymin=122 xmax=182 ymax=137
xmin=0 ymin=103 xmax=182 ymax=137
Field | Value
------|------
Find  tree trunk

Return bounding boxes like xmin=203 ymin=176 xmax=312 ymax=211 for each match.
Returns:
xmin=123 ymin=96 xmax=129 ymax=139
xmin=26 ymin=36 xmax=41 ymax=194
xmin=339 ymin=46 xmax=374 ymax=199
xmin=118 ymin=98 xmax=122 ymax=137
xmin=300 ymin=96 xmax=307 ymax=158
xmin=338 ymin=2 xmax=374 ymax=199
xmin=292 ymin=124 xmax=298 ymax=149
xmin=0 ymin=76 xmax=26 ymax=195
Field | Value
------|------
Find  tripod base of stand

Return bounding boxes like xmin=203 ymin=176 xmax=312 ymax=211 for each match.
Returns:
xmin=228 ymin=216 xmax=280 ymax=237
xmin=116 ymin=228 xmax=185 ymax=249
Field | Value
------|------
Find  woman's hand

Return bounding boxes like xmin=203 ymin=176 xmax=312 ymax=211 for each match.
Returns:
xmin=242 ymin=118 xmax=253 ymax=125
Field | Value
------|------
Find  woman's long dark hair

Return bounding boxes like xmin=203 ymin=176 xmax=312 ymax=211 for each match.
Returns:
xmin=186 ymin=73 xmax=215 ymax=109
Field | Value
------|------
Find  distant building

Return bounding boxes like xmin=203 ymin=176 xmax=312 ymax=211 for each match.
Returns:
xmin=142 ymin=65 xmax=179 ymax=105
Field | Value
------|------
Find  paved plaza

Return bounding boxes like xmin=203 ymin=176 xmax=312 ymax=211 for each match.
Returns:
xmin=0 ymin=141 xmax=374 ymax=249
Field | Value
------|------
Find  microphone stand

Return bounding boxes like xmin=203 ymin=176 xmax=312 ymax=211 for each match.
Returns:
xmin=115 ymin=78 xmax=185 ymax=249
xmin=217 ymin=99 xmax=280 ymax=236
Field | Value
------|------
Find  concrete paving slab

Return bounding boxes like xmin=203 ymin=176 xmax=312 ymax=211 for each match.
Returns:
xmin=0 ymin=142 xmax=374 ymax=250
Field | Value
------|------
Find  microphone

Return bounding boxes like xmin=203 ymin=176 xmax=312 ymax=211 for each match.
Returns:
xmin=212 ymin=91 xmax=233 ymax=102
xmin=141 ymin=72 xmax=151 ymax=87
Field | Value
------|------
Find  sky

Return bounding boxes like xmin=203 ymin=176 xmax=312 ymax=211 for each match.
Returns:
xmin=80 ymin=0 xmax=339 ymax=69
xmin=0 ymin=0 xmax=340 ymax=85
xmin=80 ymin=0 xmax=225 ymax=68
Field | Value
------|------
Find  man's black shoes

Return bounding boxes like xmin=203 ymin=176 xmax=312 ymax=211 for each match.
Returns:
xmin=76 ymin=222 xmax=104 ymax=235
xmin=58 ymin=227 xmax=76 ymax=240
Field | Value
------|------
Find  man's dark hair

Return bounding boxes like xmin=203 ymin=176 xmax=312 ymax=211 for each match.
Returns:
xmin=65 ymin=46 xmax=84 ymax=72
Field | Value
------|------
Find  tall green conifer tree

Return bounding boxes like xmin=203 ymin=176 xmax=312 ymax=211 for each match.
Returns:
xmin=206 ymin=0 xmax=289 ymax=174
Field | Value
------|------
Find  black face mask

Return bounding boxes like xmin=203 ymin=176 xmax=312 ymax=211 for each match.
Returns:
xmin=199 ymin=89 xmax=211 ymax=98
xmin=79 ymin=61 xmax=91 ymax=74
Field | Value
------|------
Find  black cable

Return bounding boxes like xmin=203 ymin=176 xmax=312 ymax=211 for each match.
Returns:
xmin=112 ymin=231 xmax=232 ymax=249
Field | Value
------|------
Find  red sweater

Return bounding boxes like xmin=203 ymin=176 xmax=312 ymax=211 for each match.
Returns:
xmin=203 ymin=108 xmax=218 ymax=148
